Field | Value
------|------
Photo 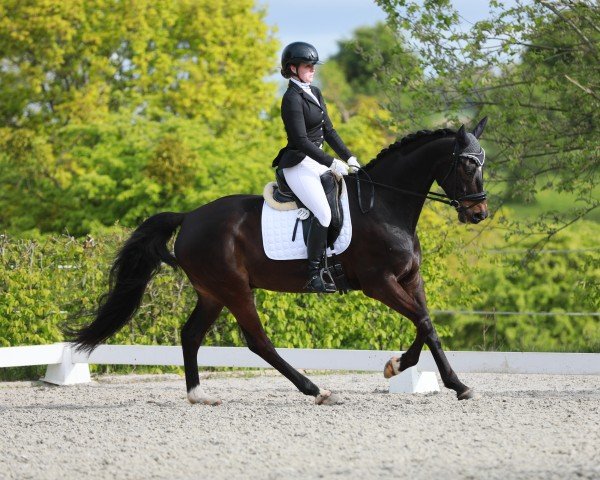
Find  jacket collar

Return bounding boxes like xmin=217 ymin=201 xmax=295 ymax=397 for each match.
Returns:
xmin=288 ymin=80 xmax=322 ymax=110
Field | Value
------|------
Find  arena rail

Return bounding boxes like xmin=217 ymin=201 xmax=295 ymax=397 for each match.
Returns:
xmin=1 ymin=343 xmax=599 ymax=393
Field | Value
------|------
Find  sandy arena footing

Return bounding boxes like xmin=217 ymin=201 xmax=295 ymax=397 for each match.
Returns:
xmin=1 ymin=371 xmax=599 ymax=479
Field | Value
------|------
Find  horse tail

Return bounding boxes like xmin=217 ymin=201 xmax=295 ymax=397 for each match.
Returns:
xmin=68 ymin=212 xmax=185 ymax=353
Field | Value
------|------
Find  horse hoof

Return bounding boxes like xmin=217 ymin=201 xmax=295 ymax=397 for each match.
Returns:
xmin=383 ymin=357 xmax=400 ymax=379
xmin=457 ymin=388 xmax=474 ymax=401
xmin=315 ymin=389 xmax=343 ymax=405
xmin=187 ymin=386 xmax=222 ymax=406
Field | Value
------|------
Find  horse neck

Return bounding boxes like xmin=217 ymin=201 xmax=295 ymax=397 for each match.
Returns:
xmin=367 ymin=136 xmax=453 ymax=233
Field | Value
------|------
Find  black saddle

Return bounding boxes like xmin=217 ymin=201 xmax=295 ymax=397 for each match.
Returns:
xmin=274 ymin=169 xmax=344 ymax=249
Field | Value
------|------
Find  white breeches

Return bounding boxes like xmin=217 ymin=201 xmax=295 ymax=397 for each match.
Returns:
xmin=282 ymin=156 xmax=332 ymax=227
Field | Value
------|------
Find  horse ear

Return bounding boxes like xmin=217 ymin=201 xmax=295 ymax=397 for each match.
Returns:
xmin=472 ymin=116 xmax=488 ymax=139
xmin=457 ymin=125 xmax=469 ymax=147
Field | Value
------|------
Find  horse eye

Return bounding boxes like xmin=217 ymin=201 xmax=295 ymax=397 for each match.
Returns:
xmin=464 ymin=164 xmax=477 ymax=176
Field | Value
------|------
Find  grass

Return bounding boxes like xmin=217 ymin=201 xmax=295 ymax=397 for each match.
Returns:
xmin=507 ymin=189 xmax=600 ymax=222
xmin=488 ymin=181 xmax=600 ymax=223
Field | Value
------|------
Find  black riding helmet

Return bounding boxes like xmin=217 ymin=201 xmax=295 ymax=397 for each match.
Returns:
xmin=280 ymin=42 xmax=323 ymax=78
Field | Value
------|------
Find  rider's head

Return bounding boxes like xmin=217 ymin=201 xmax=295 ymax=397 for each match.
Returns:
xmin=281 ymin=42 xmax=322 ymax=83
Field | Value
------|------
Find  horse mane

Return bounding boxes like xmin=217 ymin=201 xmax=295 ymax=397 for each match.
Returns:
xmin=363 ymin=128 xmax=456 ymax=170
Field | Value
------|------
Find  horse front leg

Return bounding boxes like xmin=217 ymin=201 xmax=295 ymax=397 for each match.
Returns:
xmin=386 ymin=321 xmax=472 ymax=399
xmin=383 ymin=335 xmax=425 ymax=378
xmin=365 ymin=275 xmax=473 ymax=400
xmin=424 ymin=324 xmax=473 ymax=399
xmin=383 ymin=276 xmax=429 ymax=377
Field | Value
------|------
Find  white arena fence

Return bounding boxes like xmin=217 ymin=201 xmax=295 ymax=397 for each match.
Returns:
xmin=1 ymin=343 xmax=599 ymax=394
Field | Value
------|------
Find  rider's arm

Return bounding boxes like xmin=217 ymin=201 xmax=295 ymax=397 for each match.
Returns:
xmin=281 ymin=94 xmax=335 ymax=167
xmin=315 ymin=88 xmax=353 ymax=161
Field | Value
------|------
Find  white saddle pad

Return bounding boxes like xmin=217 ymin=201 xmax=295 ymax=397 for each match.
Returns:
xmin=261 ymin=181 xmax=352 ymax=260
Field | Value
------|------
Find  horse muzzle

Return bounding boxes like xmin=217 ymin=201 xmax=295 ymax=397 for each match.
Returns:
xmin=457 ymin=200 xmax=488 ymax=224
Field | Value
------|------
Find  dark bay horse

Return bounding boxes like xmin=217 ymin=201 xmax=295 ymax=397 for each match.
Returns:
xmin=70 ymin=118 xmax=489 ymax=405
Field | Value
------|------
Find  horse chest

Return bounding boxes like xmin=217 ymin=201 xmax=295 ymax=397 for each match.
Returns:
xmin=378 ymin=225 xmax=415 ymax=253
xmin=383 ymin=234 xmax=420 ymax=274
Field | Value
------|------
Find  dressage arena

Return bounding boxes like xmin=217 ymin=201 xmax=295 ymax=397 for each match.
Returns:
xmin=1 ymin=370 xmax=599 ymax=480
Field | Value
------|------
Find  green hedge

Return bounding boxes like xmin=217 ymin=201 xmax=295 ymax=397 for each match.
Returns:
xmin=2 ymin=213 xmax=599 ymax=381
xmin=442 ymin=219 xmax=600 ymax=353
xmin=0 ymin=220 xmax=455 ymax=379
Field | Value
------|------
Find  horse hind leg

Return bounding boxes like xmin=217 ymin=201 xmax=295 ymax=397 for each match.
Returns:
xmin=228 ymin=291 xmax=341 ymax=405
xmin=181 ymin=294 xmax=224 ymax=405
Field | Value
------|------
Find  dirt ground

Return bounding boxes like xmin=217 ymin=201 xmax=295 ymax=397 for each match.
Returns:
xmin=1 ymin=371 xmax=599 ymax=479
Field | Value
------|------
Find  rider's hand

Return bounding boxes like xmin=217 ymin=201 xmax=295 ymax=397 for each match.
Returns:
xmin=330 ymin=158 xmax=349 ymax=178
xmin=347 ymin=156 xmax=360 ymax=173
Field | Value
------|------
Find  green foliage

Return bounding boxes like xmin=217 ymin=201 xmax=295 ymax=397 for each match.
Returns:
xmin=503 ymin=182 xmax=600 ymax=223
xmin=0 ymin=111 xmax=284 ymax=235
xmin=0 ymin=218 xmax=458 ymax=352
xmin=0 ymin=0 xmax=281 ymax=236
xmin=0 ymin=0 xmax=278 ymax=132
xmin=374 ymin=0 xmax=599 ymax=232
xmin=329 ymin=22 xmax=422 ymax=98
xmin=317 ymin=23 xmax=420 ymax=135
xmin=439 ymin=218 xmax=600 ymax=352
xmin=323 ymin=97 xmax=394 ymax=163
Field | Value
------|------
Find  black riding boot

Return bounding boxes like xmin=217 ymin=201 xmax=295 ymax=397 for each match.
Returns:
xmin=306 ymin=218 xmax=337 ymax=293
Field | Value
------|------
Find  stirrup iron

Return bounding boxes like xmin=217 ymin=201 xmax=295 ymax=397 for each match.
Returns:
xmin=306 ymin=268 xmax=337 ymax=293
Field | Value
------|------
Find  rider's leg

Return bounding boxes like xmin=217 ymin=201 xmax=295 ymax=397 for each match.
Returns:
xmin=283 ymin=157 xmax=334 ymax=292
xmin=305 ymin=216 xmax=334 ymax=292
xmin=282 ymin=157 xmax=332 ymax=227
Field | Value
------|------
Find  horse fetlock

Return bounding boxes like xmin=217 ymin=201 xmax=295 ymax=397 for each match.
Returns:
xmin=187 ymin=385 xmax=222 ymax=406
xmin=315 ymin=389 xmax=343 ymax=405
xmin=383 ymin=356 xmax=401 ymax=379
xmin=457 ymin=387 xmax=474 ymax=401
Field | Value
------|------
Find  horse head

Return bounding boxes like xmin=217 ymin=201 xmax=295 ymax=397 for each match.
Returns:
xmin=435 ymin=117 xmax=489 ymax=224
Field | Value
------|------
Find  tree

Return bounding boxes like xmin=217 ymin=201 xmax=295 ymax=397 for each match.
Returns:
xmin=0 ymin=0 xmax=278 ymax=132
xmin=315 ymin=23 xmax=419 ymax=161
xmin=0 ymin=0 xmax=281 ymax=235
xmin=331 ymin=22 xmax=421 ymax=97
xmin=374 ymin=0 xmax=599 ymax=246
xmin=319 ymin=23 xmax=421 ymax=122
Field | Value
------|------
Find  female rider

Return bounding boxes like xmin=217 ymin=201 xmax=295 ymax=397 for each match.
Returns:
xmin=272 ymin=42 xmax=360 ymax=293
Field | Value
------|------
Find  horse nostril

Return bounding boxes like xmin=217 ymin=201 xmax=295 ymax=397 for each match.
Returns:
xmin=470 ymin=211 xmax=487 ymax=223
xmin=475 ymin=211 xmax=488 ymax=222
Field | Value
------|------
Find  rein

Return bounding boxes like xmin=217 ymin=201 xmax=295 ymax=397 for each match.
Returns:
xmin=352 ymin=145 xmax=487 ymax=214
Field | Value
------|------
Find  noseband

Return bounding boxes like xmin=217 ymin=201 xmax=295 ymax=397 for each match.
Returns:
xmin=354 ymin=142 xmax=488 ymax=214
xmin=438 ymin=143 xmax=487 ymax=212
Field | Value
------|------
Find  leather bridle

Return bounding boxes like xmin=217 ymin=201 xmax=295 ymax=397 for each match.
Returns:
xmin=353 ymin=142 xmax=488 ymax=214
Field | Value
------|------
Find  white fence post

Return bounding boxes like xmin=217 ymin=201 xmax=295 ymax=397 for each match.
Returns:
xmin=388 ymin=367 xmax=440 ymax=394
xmin=42 ymin=343 xmax=91 ymax=385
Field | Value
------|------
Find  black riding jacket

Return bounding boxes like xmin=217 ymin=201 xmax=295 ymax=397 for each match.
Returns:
xmin=272 ymin=81 xmax=352 ymax=169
